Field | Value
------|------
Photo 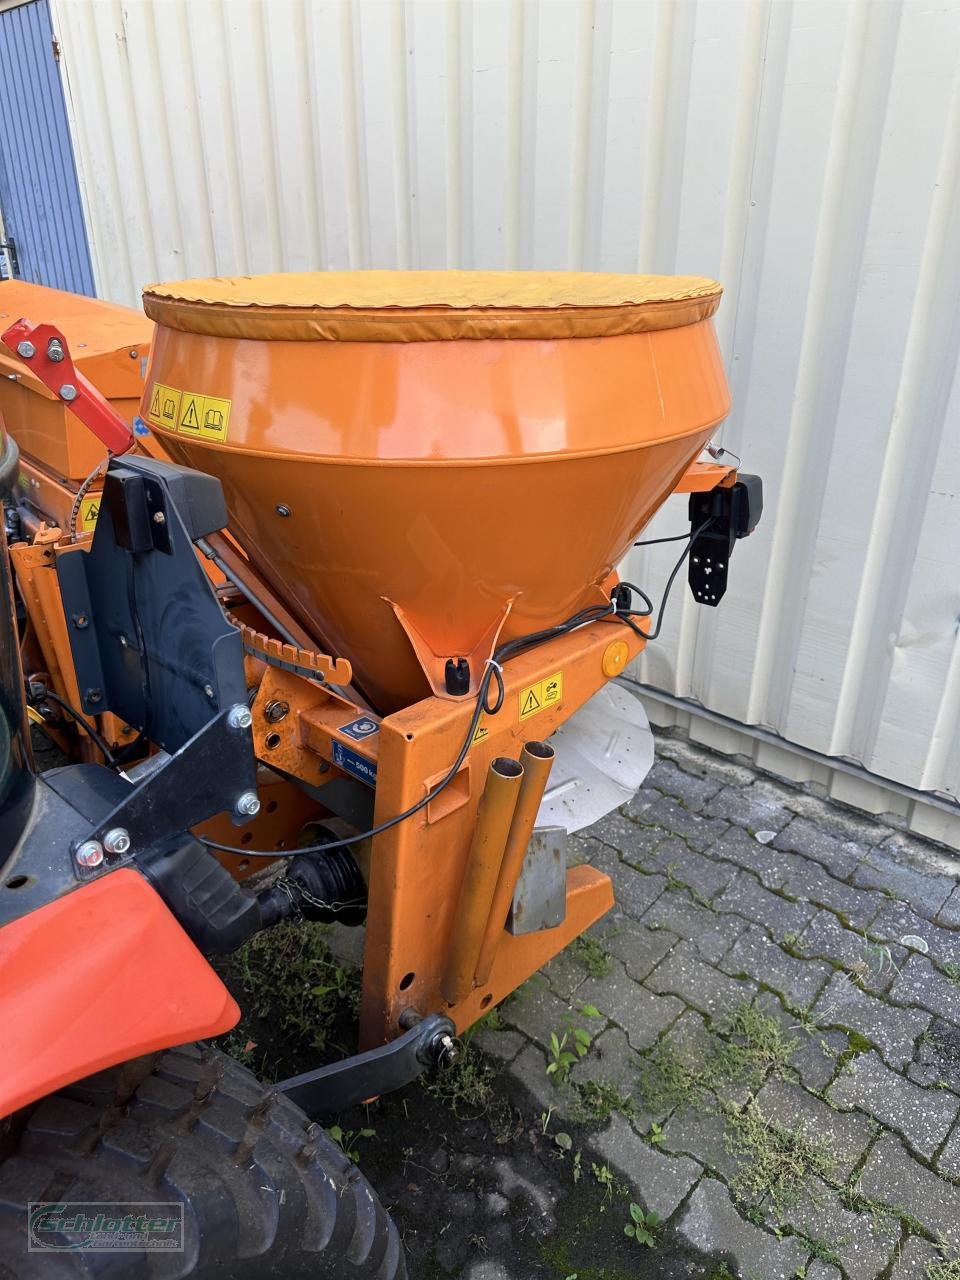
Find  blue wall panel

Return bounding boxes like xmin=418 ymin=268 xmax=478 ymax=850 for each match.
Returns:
xmin=0 ymin=0 xmax=94 ymax=294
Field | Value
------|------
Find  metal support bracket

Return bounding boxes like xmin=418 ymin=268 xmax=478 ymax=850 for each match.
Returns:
xmin=74 ymin=706 xmax=257 ymax=873
xmin=277 ymin=1012 xmax=457 ymax=1116
xmin=688 ymin=474 xmax=763 ymax=607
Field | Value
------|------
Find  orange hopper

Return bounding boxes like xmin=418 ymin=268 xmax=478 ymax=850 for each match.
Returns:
xmin=140 ymin=272 xmax=731 ymax=714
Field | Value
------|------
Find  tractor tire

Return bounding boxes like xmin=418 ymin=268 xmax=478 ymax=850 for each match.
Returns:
xmin=0 ymin=1043 xmax=405 ymax=1278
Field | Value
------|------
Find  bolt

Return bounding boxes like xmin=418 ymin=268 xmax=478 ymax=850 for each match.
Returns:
xmin=59 ymin=383 xmax=78 ymax=402
xmin=16 ymin=340 xmax=35 ymax=359
xmin=152 ymin=510 xmax=166 ymax=524
xmin=130 ymin=349 xmax=139 ymax=359
xmin=103 ymin=827 xmax=131 ymax=855
xmin=203 ymin=684 xmax=215 ymax=698
xmin=275 ymin=504 xmax=291 ymax=518
xmin=75 ymin=839 xmax=104 ymax=868
xmin=72 ymin=613 xmax=89 ymax=629
xmin=435 ymin=1033 xmax=459 ymax=1070
xmin=227 ymin=703 xmax=253 ymax=730
xmin=85 ymin=687 xmax=102 ymax=704
xmin=236 ymin=790 xmax=260 ymax=817
xmin=264 ymin=699 xmax=290 ymax=724
xmin=46 ymin=337 xmax=65 ymax=363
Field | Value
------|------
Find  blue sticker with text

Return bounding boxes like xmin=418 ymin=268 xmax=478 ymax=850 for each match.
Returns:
xmin=339 ymin=716 xmax=380 ymax=741
xmin=332 ymin=740 xmax=378 ymax=788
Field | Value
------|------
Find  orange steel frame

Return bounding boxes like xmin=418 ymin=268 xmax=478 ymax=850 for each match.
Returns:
xmin=0 ymin=280 xmax=743 ymax=1094
xmin=9 ymin=399 xmax=732 ymax=1053
xmin=10 ymin=455 xmax=731 ymax=1050
xmin=249 ymin=616 xmax=646 ymax=1047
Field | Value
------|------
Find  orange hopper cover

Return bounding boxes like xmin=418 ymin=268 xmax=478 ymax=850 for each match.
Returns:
xmin=141 ymin=271 xmax=730 ymax=713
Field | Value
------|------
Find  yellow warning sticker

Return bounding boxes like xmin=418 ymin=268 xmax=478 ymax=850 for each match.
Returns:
xmin=78 ymin=493 xmax=101 ymax=533
xmin=472 ymin=723 xmax=489 ymax=745
xmin=198 ymin=395 xmax=231 ymax=442
xmin=518 ymin=671 xmax=563 ymax=722
xmin=145 ymin=382 xmax=232 ymax=442
xmin=146 ymin=382 xmax=182 ymax=430
xmin=177 ymin=392 xmax=204 ymax=436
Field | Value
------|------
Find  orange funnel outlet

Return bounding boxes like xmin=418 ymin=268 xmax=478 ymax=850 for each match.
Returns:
xmin=140 ymin=272 xmax=730 ymax=714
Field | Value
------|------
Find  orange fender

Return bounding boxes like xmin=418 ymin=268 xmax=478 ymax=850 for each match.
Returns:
xmin=0 ymin=868 xmax=239 ymax=1117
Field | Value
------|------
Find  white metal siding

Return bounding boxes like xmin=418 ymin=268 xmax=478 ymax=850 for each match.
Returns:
xmin=51 ymin=0 xmax=960 ymax=836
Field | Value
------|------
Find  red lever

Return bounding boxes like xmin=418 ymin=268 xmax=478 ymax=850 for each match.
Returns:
xmin=1 ymin=318 xmax=135 ymax=456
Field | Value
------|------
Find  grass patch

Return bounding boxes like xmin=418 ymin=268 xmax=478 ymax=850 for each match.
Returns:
xmin=708 ymin=1003 xmax=798 ymax=1090
xmin=421 ymin=1040 xmax=496 ymax=1116
xmin=574 ymin=1079 xmax=639 ymax=1125
xmin=215 ymin=920 xmax=360 ymax=1078
xmin=572 ymin=934 xmax=612 ymax=979
xmin=838 ymin=1189 xmax=928 ymax=1236
xmin=926 ymin=1259 xmax=960 ymax=1280
xmin=636 ymin=1039 xmax=707 ymax=1114
xmin=794 ymin=1233 xmax=842 ymax=1266
xmin=636 ymin=1000 xmax=799 ymax=1118
xmin=724 ymin=1098 xmax=839 ymax=1210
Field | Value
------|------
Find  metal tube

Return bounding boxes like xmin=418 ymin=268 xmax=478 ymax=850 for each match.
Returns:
xmin=440 ymin=756 xmax=524 ymax=1005
xmin=474 ymin=740 xmax=556 ymax=986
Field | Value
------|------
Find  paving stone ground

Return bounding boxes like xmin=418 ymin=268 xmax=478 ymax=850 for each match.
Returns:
xmin=441 ymin=726 xmax=960 ymax=1280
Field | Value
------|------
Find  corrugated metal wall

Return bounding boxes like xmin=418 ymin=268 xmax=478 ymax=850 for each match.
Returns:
xmin=51 ymin=0 xmax=960 ymax=841
xmin=0 ymin=0 xmax=94 ymax=293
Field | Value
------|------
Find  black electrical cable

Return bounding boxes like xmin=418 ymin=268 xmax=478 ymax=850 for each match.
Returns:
xmin=197 ymin=527 xmax=711 ymax=860
xmin=39 ymin=688 xmax=119 ymax=768
xmin=618 ymin=516 xmax=715 ymax=643
xmin=633 ymin=530 xmax=698 ymax=547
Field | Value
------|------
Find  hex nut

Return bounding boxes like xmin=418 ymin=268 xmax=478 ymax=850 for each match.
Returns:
xmin=103 ymin=827 xmax=132 ymax=856
xmin=228 ymin=704 xmax=253 ymax=730
xmin=75 ymin=840 xmax=104 ymax=868
xmin=236 ymin=790 xmax=260 ymax=817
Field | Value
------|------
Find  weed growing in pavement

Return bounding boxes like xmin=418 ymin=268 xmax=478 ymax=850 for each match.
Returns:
xmin=943 ymin=964 xmax=960 ymax=986
xmin=637 ymin=1000 xmax=798 ymax=1117
xmin=636 ymin=1037 xmax=708 ymax=1114
xmin=572 ymin=934 xmax=612 ymax=978
xmin=216 ymin=920 xmax=361 ymax=1072
xmin=591 ymin=1161 xmax=623 ymax=1203
xmin=863 ymin=937 xmax=899 ymax=978
xmin=706 ymin=1265 xmax=735 ymax=1280
xmin=725 ymin=1098 xmax=839 ymax=1210
xmin=926 ymin=1257 xmax=960 ymax=1280
xmin=421 ymin=1039 xmax=495 ymax=1115
xmin=709 ymin=1003 xmax=798 ymax=1089
xmin=573 ymin=1078 xmax=638 ymax=1125
xmin=838 ymin=1188 xmax=928 ymax=1236
xmin=623 ymin=1203 xmax=659 ymax=1247
xmin=794 ymin=1235 xmax=843 ymax=1267
xmin=328 ymin=1123 xmax=376 ymax=1163
xmin=546 ymin=1028 xmax=592 ymax=1086
xmin=553 ymin=1131 xmax=574 ymax=1157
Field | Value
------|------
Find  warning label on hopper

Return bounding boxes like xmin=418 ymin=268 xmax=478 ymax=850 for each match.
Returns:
xmin=518 ymin=671 xmax=563 ymax=722
xmin=146 ymin=382 xmax=231 ymax=442
xmin=78 ymin=494 xmax=101 ymax=533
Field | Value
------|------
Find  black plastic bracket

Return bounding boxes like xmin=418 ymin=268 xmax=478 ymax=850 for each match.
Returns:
xmin=277 ymin=1012 xmax=457 ymax=1116
xmin=688 ymin=473 xmax=763 ymax=607
xmin=57 ymin=456 xmax=245 ymax=753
